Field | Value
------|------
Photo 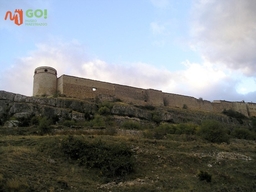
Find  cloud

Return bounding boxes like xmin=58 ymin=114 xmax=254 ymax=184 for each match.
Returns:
xmin=191 ymin=0 xmax=256 ymax=76
xmin=1 ymin=39 xmax=255 ymax=102
xmin=1 ymin=39 xmax=88 ymax=96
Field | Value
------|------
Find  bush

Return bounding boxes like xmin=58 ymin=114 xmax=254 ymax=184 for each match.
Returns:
xmin=143 ymin=123 xmax=175 ymax=139
xmin=175 ymin=123 xmax=198 ymax=135
xmin=251 ymin=117 xmax=256 ymax=131
xmin=98 ymin=106 xmax=111 ymax=115
xmin=197 ymin=120 xmax=229 ymax=143
xmin=222 ymin=109 xmax=247 ymax=124
xmin=38 ymin=117 xmax=51 ymax=134
xmin=62 ymin=120 xmax=76 ymax=127
xmin=30 ymin=116 xmax=40 ymax=125
xmin=232 ymin=127 xmax=256 ymax=140
xmin=182 ymin=104 xmax=188 ymax=109
xmin=137 ymin=105 xmax=155 ymax=111
xmin=197 ymin=171 xmax=212 ymax=182
xmin=151 ymin=112 xmax=162 ymax=124
xmin=105 ymin=127 xmax=117 ymax=135
xmin=121 ymin=121 xmax=141 ymax=130
xmin=90 ymin=115 xmax=106 ymax=128
xmin=4 ymin=177 xmax=30 ymax=191
xmin=16 ymin=116 xmax=32 ymax=127
xmin=98 ymin=101 xmax=114 ymax=110
xmin=61 ymin=136 xmax=135 ymax=177
xmin=0 ymin=112 xmax=8 ymax=126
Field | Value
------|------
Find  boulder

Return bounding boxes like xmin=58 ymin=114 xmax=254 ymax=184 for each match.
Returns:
xmin=4 ymin=120 xmax=19 ymax=128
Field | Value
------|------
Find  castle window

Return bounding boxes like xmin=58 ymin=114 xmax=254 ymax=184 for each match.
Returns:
xmin=34 ymin=71 xmax=37 ymax=74
xmin=92 ymin=87 xmax=97 ymax=91
xmin=44 ymin=69 xmax=48 ymax=72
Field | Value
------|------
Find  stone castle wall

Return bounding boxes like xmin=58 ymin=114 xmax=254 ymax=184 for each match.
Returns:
xmin=33 ymin=68 xmax=256 ymax=118
xmin=247 ymin=103 xmax=256 ymax=117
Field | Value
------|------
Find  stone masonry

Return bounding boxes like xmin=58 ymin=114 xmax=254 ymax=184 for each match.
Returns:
xmin=33 ymin=66 xmax=256 ymax=117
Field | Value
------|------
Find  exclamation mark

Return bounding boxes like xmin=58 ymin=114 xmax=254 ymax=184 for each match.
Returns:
xmin=44 ymin=9 xmax=47 ymax=19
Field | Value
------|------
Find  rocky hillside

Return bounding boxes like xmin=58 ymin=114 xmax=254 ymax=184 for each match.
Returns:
xmin=1 ymin=90 xmax=256 ymax=191
xmin=0 ymin=90 xmax=248 ymax=127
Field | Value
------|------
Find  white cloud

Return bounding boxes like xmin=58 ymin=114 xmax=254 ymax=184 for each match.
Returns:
xmin=191 ymin=0 xmax=256 ymax=76
xmin=2 ymin=39 xmax=256 ymax=102
xmin=1 ymin=39 xmax=88 ymax=96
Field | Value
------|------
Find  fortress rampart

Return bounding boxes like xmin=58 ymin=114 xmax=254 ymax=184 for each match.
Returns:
xmin=33 ymin=66 xmax=256 ymax=117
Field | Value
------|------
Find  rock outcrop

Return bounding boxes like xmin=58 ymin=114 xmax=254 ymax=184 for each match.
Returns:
xmin=0 ymin=91 xmax=245 ymax=126
xmin=0 ymin=91 xmax=96 ymax=125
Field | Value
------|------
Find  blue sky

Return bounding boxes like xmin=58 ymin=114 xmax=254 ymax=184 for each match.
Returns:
xmin=1 ymin=0 xmax=256 ymax=102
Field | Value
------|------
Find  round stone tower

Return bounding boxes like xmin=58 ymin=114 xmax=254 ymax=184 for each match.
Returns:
xmin=33 ymin=66 xmax=57 ymax=97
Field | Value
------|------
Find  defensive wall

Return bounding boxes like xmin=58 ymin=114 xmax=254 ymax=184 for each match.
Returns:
xmin=33 ymin=66 xmax=256 ymax=117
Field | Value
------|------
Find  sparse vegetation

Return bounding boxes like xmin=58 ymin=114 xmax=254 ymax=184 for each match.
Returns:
xmin=98 ymin=106 xmax=111 ymax=115
xmin=121 ymin=121 xmax=141 ymax=130
xmin=231 ymin=127 xmax=256 ymax=140
xmin=197 ymin=120 xmax=230 ymax=143
xmin=136 ymin=105 xmax=156 ymax=111
xmin=61 ymin=136 xmax=135 ymax=178
xmin=1 ymin=98 xmax=256 ymax=191
xmin=182 ymin=104 xmax=188 ymax=109
xmin=151 ymin=111 xmax=162 ymax=124
xmin=197 ymin=171 xmax=212 ymax=182
xmin=223 ymin=109 xmax=247 ymax=124
xmin=38 ymin=117 xmax=52 ymax=134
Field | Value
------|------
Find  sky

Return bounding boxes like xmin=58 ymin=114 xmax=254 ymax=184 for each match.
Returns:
xmin=1 ymin=0 xmax=256 ymax=102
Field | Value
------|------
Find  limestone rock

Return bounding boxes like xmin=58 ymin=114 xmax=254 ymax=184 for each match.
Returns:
xmin=71 ymin=111 xmax=85 ymax=121
xmin=4 ymin=120 xmax=19 ymax=128
xmin=0 ymin=91 xmax=15 ymax=101
xmin=13 ymin=112 xmax=33 ymax=119
xmin=111 ymin=105 xmax=152 ymax=120
xmin=0 ymin=90 xmax=250 ymax=127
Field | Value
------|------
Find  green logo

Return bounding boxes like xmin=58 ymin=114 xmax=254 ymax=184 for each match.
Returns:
xmin=26 ymin=9 xmax=47 ymax=19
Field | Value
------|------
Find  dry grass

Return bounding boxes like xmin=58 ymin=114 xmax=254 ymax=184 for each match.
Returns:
xmin=0 ymin=126 xmax=256 ymax=191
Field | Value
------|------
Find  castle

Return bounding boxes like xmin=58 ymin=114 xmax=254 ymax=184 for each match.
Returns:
xmin=33 ymin=66 xmax=256 ymax=117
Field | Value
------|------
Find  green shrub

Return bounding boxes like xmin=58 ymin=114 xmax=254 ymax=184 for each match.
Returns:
xmin=0 ymin=112 xmax=8 ymax=126
xmin=38 ymin=117 xmax=51 ymax=134
xmin=175 ymin=123 xmax=198 ymax=135
xmin=61 ymin=136 xmax=135 ymax=177
xmin=222 ymin=109 xmax=247 ymax=124
xmin=84 ymin=111 xmax=94 ymax=121
xmin=232 ymin=127 xmax=256 ymax=140
xmin=137 ymin=105 xmax=155 ymax=111
xmin=121 ymin=121 xmax=141 ymax=130
xmin=158 ymin=123 xmax=176 ymax=134
xmin=151 ymin=112 xmax=162 ymax=124
xmin=98 ymin=101 xmax=114 ymax=110
xmin=30 ymin=116 xmax=40 ymax=125
xmin=251 ymin=117 xmax=256 ymax=131
xmin=105 ymin=127 xmax=117 ymax=135
xmin=98 ymin=106 xmax=111 ymax=115
xmin=143 ymin=123 xmax=175 ymax=139
xmin=197 ymin=120 xmax=229 ymax=143
xmin=16 ymin=116 xmax=32 ymax=127
xmin=90 ymin=115 xmax=106 ymax=128
xmin=197 ymin=171 xmax=212 ymax=182
xmin=182 ymin=104 xmax=188 ymax=109
xmin=50 ymin=114 xmax=59 ymax=124
xmin=62 ymin=120 xmax=76 ymax=127
xmin=4 ymin=177 xmax=30 ymax=191
xmin=114 ymin=98 xmax=122 ymax=102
